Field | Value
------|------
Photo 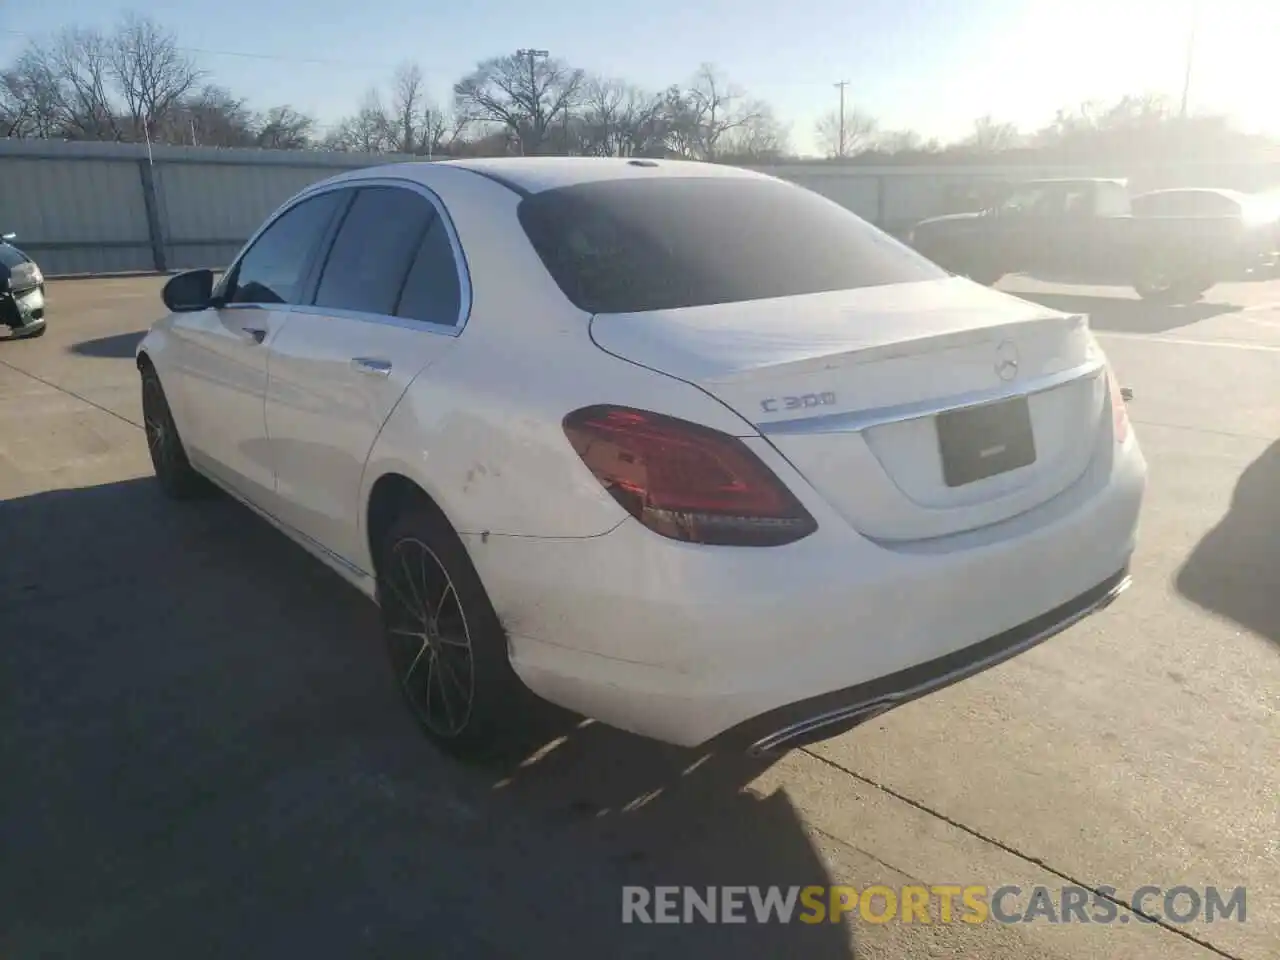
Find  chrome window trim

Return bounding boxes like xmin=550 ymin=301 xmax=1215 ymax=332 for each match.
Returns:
xmin=758 ymin=357 xmax=1106 ymax=436
xmin=280 ymin=303 xmax=463 ymax=339
xmin=219 ymin=173 xmax=473 ymax=336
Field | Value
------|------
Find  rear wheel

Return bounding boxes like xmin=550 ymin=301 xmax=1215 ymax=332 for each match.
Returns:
xmin=140 ymin=366 xmax=208 ymax=499
xmin=1133 ymin=264 xmax=1212 ymax=304
xmin=376 ymin=507 xmax=532 ymax=760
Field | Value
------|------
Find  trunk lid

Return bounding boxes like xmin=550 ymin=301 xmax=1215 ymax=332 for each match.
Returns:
xmin=589 ymin=277 xmax=1107 ymax=542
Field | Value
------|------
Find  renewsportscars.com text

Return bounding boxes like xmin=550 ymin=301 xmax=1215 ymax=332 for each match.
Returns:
xmin=621 ymin=884 xmax=1247 ymax=925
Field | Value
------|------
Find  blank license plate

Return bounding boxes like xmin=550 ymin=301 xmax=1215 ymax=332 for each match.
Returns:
xmin=936 ymin=397 xmax=1036 ymax=487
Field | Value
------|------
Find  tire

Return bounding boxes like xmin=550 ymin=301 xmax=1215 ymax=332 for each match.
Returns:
xmin=1133 ymin=261 xmax=1212 ymax=305
xmin=376 ymin=506 xmax=532 ymax=760
xmin=1133 ymin=280 xmax=1210 ymax=305
xmin=140 ymin=366 xmax=208 ymax=499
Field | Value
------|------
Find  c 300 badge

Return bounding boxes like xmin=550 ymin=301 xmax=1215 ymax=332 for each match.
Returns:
xmin=760 ymin=392 xmax=837 ymax=414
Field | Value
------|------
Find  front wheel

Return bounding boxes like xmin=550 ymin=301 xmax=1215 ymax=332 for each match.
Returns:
xmin=140 ymin=367 xmax=209 ymax=499
xmin=376 ymin=507 xmax=533 ymax=760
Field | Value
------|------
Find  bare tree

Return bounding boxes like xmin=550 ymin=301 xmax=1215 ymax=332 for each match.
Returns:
xmin=963 ymin=114 xmax=1022 ymax=153
xmin=48 ymin=27 xmax=120 ymax=139
xmin=390 ymin=62 xmax=426 ymax=154
xmin=575 ymin=77 xmax=667 ymax=157
xmin=665 ymin=64 xmax=763 ymax=160
xmin=167 ymin=84 xmax=254 ymax=146
xmin=575 ymin=76 xmax=627 ymax=156
xmin=108 ymin=14 xmax=201 ymax=142
xmin=0 ymin=55 xmax=64 ymax=138
xmin=871 ymin=128 xmax=925 ymax=154
xmin=814 ymin=106 xmax=878 ymax=158
xmin=255 ymin=105 xmax=316 ymax=150
xmin=388 ymin=62 xmax=467 ymax=156
xmin=719 ymin=105 xmax=790 ymax=162
xmin=421 ymin=108 xmax=471 ymax=157
xmin=454 ymin=51 xmax=583 ymax=155
xmin=325 ymin=89 xmax=395 ymax=153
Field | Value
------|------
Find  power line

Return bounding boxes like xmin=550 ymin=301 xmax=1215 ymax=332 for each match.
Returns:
xmin=180 ymin=46 xmax=385 ymax=69
xmin=0 ymin=28 xmax=385 ymax=69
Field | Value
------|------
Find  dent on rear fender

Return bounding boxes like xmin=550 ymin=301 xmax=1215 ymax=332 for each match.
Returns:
xmin=359 ymin=382 xmax=630 ymax=540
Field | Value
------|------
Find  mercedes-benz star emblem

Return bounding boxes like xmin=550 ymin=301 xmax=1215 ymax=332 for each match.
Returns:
xmin=994 ymin=340 xmax=1019 ymax=382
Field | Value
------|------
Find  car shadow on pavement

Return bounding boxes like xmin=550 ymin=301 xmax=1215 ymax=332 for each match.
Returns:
xmin=68 ymin=330 xmax=147 ymax=358
xmin=0 ymin=478 xmax=853 ymax=959
xmin=1008 ymin=290 xmax=1242 ymax=335
xmin=1175 ymin=440 xmax=1280 ymax=647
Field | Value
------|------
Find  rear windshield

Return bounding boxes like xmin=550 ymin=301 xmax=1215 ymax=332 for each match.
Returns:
xmin=517 ymin=176 xmax=945 ymax=314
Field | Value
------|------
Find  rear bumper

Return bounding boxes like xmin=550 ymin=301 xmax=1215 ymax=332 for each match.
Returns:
xmin=466 ymin=429 xmax=1145 ymax=748
xmin=727 ymin=566 xmax=1130 ymax=755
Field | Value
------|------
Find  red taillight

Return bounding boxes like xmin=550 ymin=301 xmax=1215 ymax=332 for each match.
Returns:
xmin=1107 ymin=368 xmax=1130 ymax=444
xmin=562 ymin=405 xmax=817 ymax=546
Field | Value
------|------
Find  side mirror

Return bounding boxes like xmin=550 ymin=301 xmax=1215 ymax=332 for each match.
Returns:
xmin=1 ymin=232 xmax=15 ymax=242
xmin=162 ymin=268 xmax=215 ymax=313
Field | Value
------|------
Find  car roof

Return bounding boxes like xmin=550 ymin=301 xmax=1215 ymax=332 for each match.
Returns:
xmin=1018 ymin=178 xmax=1128 ymax=187
xmin=332 ymin=156 xmax=773 ymax=197
xmin=1132 ymin=187 xmax=1246 ymax=200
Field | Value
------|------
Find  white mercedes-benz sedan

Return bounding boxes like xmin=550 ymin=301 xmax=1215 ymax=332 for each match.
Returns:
xmin=136 ymin=157 xmax=1145 ymax=758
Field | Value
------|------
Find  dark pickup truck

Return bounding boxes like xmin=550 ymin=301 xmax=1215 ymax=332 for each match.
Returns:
xmin=907 ymin=178 xmax=1268 ymax=304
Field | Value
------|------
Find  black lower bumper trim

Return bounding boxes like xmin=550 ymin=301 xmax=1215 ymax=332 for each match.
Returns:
xmin=725 ymin=567 xmax=1131 ymax=756
xmin=3 ymin=316 xmax=46 ymax=339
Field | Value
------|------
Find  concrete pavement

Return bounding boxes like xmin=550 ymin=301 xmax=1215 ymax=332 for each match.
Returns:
xmin=1 ymin=276 xmax=1275 ymax=959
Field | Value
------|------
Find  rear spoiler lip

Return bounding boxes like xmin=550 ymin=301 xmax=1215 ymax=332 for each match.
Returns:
xmin=758 ymin=356 xmax=1105 ymax=437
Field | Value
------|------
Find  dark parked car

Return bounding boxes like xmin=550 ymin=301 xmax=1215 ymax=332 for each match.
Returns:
xmin=0 ymin=232 xmax=46 ymax=339
xmin=906 ymin=178 xmax=1264 ymax=304
xmin=1130 ymin=188 xmax=1279 ymax=279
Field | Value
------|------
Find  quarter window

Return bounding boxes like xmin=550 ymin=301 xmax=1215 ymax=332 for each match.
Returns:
xmin=228 ymin=191 xmax=344 ymax=305
xmin=395 ymin=216 xmax=463 ymax=326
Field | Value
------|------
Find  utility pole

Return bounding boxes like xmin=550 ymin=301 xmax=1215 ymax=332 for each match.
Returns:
xmin=834 ymin=81 xmax=850 ymax=157
xmin=1179 ymin=1 xmax=1198 ymax=120
xmin=516 ymin=48 xmax=550 ymax=155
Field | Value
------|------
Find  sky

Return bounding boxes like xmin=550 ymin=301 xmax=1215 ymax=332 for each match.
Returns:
xmin=1 ymin=0 xmax=1277 ymax=155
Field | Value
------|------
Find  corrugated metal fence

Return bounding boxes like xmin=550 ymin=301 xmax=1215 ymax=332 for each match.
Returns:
xmin=0 ymin=139 xmax=414 ymax=276
xmin=1 ymin=138 xmax=1278 ymax=277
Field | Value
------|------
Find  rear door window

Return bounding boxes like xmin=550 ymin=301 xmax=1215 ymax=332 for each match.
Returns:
xmin=313 ymin=186 xmax=437 ymax=316
xmin=517 ymin=176 xmax=945 ymax=314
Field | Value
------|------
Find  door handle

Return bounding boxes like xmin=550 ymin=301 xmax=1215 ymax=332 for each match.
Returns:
xmin=241 ymin=326 xmax=267 ymax=344
xmin=351 ymin=357 xmax=392 ymax=377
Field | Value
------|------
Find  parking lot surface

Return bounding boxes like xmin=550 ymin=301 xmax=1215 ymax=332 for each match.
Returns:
xmin=2 ymin=275 xmax=1277 ymax=959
